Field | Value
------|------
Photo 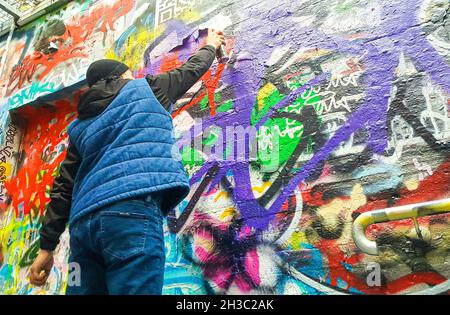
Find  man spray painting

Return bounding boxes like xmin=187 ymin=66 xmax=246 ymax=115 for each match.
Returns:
xmin=28 ymin=29 xmax=226 ymax=295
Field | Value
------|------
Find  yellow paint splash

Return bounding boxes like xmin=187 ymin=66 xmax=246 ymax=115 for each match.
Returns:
xmin=290 ymin=231 xmax=308 ymax=250
xmin=404 ymin=178 xmax=419 ymax=191
xmin=257 ymin=83 xmax=277 ymax=111
xmin=252 ymin=181 xmax=271 ymax=195
xmin=214 ymin=191 xmax=229 ymax=203
xmin=0 ymin=162 xmax=13 ymax=178
xmin=105 ymin=25 xmax=165 ymax=71
xmin=220 ymin=207 xmax=237 ymax=220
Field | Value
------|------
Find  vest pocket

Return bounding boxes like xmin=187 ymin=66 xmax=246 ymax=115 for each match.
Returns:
xmin=99 ymin=211 xmax=150 ymax=261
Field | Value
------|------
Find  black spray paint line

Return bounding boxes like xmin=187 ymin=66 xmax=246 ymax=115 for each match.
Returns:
xmin=167 ymin=163 xmax=220 ymax=234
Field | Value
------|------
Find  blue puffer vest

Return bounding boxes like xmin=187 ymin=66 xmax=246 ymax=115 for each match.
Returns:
xmin=67 ymin=78 xmax=190 ymax=225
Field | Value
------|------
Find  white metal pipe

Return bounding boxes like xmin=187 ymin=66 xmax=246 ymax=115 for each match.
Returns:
xmin=352 ymin=198 xmax=450 ymax=255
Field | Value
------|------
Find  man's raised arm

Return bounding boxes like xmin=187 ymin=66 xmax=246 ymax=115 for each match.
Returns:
xmin=146 ymin=29 xmax=225 ymax=112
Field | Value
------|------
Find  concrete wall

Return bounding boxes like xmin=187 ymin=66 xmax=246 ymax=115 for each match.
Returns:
xmin=0 ymin=0 xmax=449 ymax=294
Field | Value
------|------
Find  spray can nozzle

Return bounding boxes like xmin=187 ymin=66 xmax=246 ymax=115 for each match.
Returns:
xmin=216 ymin=44 xmax=230 ymax=64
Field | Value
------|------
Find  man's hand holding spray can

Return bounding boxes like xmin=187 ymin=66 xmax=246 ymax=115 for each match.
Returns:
xmin=206 ymin=28 xmax=233 ymax=64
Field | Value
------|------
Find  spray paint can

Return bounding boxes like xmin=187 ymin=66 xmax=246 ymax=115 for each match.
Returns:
xmin=216 ymin=44 xmax=230 ymax=64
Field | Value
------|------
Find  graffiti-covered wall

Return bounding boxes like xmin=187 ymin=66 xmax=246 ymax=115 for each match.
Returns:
xmin=0 ymin=0 xmax=449 ymax=295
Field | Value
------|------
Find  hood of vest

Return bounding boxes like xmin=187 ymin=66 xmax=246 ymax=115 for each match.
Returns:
xmin=77 ymin=77 xmax=131 ymax=120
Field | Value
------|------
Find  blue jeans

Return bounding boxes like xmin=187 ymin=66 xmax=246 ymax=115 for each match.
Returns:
xmin=65 ymin=195 xmax=165 ymax=295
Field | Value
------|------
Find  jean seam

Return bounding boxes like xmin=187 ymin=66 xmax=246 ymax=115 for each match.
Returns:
xmin=101 ymin=211 xmax=149 ymax=219
xmin=88 ymin=213 xmax=94 ymax=249
xmin=141 ymin=218 xmax=150 ymax=256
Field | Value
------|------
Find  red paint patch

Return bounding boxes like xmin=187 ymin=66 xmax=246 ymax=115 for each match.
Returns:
xmin=4 ymin=92 xmax=80 ymax=217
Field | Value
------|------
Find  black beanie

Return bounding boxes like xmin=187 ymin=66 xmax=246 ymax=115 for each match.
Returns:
xmin=86 ymin=59 xmax=130 ymax=87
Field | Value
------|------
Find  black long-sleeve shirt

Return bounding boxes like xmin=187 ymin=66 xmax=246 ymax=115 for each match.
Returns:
xmin=40 ymin=45 xmax=216 ymax=251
